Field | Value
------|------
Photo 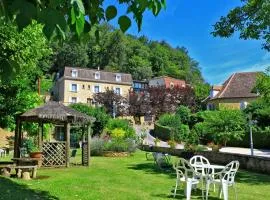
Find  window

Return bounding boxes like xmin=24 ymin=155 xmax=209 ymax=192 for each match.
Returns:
xmin=115 ymin=88 xmax=121 ymax=95
xmin=94 ymin=85 xmax=100 ymax=93
xmin=82 ymin=85 xmax=85 ymax=89
xmin=87 ymin=98 xmax=92 ymax=104
xmin=88 ymin=85 xmax=91 ymax=90
xmin=240 ymin=101 xmax=248 ymax=110
xmin=71 ymin=84 xmax=77 ymax=92
xmin=71 ymin=97 xmax=77 ymax=103
xmin=95 ymin=72 xmax=100 ymax=79
xmin=71 ymin=70 xmax=78 ymax=77
xmin=116 ymin=74 xmax=121 ymax=82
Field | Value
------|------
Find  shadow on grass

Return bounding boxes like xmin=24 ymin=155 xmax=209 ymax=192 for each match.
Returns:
xmin=153 ymin=188 xmax=221 ymax=200
xmin=0 ymin=177 xmax=59 ymax=200
xmin=236 ymin=170 xmax=270 ymax=185
xmin=127 ymin=161 xmax=176 ymax=178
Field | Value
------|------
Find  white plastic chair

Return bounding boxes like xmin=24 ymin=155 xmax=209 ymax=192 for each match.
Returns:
xmin=173 ymin=158 xmax=202 ymax=200
xmin=206 ymin=160 xmax=240 ymax=200
xmin=190 ymin=155 xmax=210 ymax=176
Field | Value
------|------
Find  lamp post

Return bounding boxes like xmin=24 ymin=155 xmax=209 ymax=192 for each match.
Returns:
xmin=112 ymin=101 xmax=117 ymax=119
xmin=248 ymin=113 xmax=254 ymax=156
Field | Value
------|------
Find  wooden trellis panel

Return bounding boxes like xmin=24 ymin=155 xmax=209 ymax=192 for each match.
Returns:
xmin=82 ymin=142 xmax=89 ymax=166
xmin=42 ymin=142 xmax=66 ymax=167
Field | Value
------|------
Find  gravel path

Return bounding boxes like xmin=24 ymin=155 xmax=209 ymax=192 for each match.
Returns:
xmin=134 ymin=125 xmax=270 ymax=157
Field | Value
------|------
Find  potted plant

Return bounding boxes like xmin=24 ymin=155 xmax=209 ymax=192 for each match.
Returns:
xmin=24 ymin=138 xmax=42 ymax=158
xmin=29 ymin=146 xmax=43 ymax=159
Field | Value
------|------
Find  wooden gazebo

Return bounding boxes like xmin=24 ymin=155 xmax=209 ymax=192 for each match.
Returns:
xmin=14 ymin=101 xmax=95 ymax=167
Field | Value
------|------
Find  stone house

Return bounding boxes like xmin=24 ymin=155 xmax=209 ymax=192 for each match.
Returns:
xmin=52 ymin=67 xmax=133 ymax=105
xmin=206 ymin=72 xmax=260 ymax=110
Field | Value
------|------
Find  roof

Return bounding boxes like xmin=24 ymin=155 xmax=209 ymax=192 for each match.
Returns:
xmin=20 ymin=101 xmax=95 ymax=124
xmin=62 ymin=67 xmax=133 ymax=85
xmin=212 ymin=72 xmax=259 ymax=99
xmin=150 ymin=76 xmax=186 ymax=86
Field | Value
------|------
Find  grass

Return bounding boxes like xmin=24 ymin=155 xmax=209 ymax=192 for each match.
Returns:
xmin=1 ymin=150 xmax=270 ymax=199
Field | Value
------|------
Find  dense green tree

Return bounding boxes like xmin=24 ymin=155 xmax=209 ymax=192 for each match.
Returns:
xmin=52 ymin=41 xmax=89 ymax=72
xmin=70 ymin=103 xmax=110 ymax=135
xmin=213 ymin=0 xmax=270 ymax=51
xmin=0 ymin=0 xmax=166 ymax=81
xmin=0 ymin=22 xmax=52 ymax=129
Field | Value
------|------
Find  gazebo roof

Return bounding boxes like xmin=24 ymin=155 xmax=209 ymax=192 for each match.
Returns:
xmin=19 ymin=101 xmax=95 ymax=124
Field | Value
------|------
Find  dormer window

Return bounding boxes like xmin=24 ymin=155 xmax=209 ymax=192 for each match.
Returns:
xmin=71 ymin=69 xmax=78 ymax=78
xmin=95 ymin=72 xmax=100 ymax=79
xmin=116 ymin=74 xmax=121 ymax=82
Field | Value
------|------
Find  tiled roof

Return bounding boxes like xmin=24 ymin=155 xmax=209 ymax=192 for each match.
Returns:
xmin=63 ymin=67 xmax=133 ymax=85
xmin=212 ymin=72 xmax=259 ymax=99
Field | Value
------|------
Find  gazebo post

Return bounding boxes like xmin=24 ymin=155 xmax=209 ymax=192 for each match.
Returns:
xmin=38 ymin=122 xmax=43 ymax=151
xmin=87 ymin=124 xmax=92 ymax=167
xmin=64 ymin=122 xmax=71 ymax=167
xmin=14 ymin=118 xmax=20 ymax=158
xmin=17 ymin=120 xmax=23 ymax=158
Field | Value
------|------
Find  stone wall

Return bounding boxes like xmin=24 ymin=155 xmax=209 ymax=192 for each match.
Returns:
xmin=141 ymin=145 xmax=270 ymax=174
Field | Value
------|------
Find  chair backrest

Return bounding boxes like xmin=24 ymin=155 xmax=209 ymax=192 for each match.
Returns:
xmin=221 ymin=161 xmax=240 ymax=184
xmin=190 ymin=155 xmax=210 ymax=175
xmin=190 ymin=155 xmax=210 ymax=166
xmin=71 ymin=149 xmax=77 ymax=158
xmin=174 ymin=158 xmax=198 ymax=180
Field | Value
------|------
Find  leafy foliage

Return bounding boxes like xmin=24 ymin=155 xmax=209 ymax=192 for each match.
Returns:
xmin=94 ymin=88 xmax=128 ymax=117
xmin=0 ymin=0 xmax=166 ymax=38
xmin=212 ymin=0 xmax=270 ymax=51
xmin=0 ymin=22 xmax=51 ymax=129
xmin=156 ymin=113 xmax=192 ymax=143
xmin=129 ymin=85 xmax=196 ymax=117
xmin=104 ymin=118 xmax=136 ymax=139
xmin=69 ymin=103 xmax=110 ymax=135
xmin=195 ymin=110 xmax=247 ymax=146
xmin=175 ymin=105 xmax=192 ymax=125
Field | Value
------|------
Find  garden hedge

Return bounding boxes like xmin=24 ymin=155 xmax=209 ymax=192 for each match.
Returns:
xmin=151 ymin=123 xmax=171 ymax=141
xmin=227 ymin=131 xmax=270 ymax=149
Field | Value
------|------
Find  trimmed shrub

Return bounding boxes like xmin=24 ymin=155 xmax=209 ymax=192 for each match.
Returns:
xmin=176 ymin=105 xmax=191 ymax=124
xmin=174 ymin=124 xmax=191 ymax=142
xmin=104 ymin=138 xmax=136 ymax=153
xmin=158 ymin=113 xmax=181 ymax=128
xmin=105 ymin=119 xmax=135 ymax=139
xmin=153 ymin=123 xmax=171 ymax=141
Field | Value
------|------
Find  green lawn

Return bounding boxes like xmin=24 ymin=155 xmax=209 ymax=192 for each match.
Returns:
xmin=1 ymin=151 xmax=270 ymax=200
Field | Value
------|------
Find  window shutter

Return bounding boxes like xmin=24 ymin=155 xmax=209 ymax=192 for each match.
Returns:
xmin=77 ymin=84 xmax=79 ymax=92
xmin=70 ymin=84 xmax=72 ymax=91
xmin=120 ymin=88 xmax=122 ymax=95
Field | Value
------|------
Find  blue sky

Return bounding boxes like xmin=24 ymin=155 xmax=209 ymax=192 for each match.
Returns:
xmin=107 ymin=0 xmax=270 ymax=85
